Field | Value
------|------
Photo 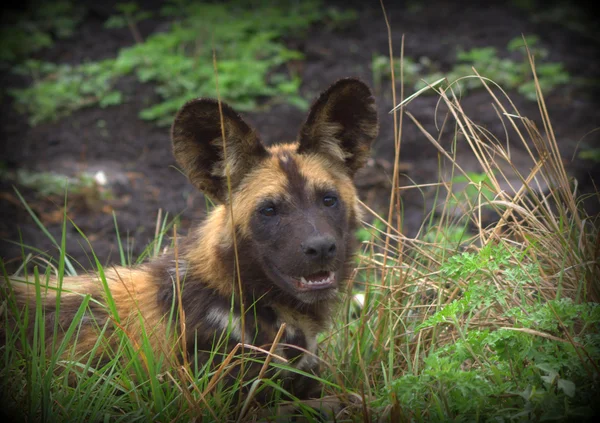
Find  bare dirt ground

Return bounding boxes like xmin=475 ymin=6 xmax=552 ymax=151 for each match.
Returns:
xmin=1 ymin=0 xmax=598 ymax=271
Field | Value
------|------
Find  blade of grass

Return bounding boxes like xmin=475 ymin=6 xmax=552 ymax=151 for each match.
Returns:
xmin=13 ymin=187 xmax=76 ymax=275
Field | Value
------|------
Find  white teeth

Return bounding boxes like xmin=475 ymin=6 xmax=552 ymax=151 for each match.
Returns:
xmin=300 ymin=271 xmax=335 ymax=285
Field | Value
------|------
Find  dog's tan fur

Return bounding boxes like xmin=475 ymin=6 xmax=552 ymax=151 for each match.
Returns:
xmin=4 ymin=78 xmax=378 ymax=402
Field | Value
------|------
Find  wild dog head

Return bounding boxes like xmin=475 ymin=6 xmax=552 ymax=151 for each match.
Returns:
xmin=171 ymin=78 xmax=378 ymax=304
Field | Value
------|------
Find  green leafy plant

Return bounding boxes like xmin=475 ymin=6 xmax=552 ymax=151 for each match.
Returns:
xmin=114 ymin=0 xmax=321 ymax=125
xmin=9 ymin=59 xmax=122 ymax=125
xmin=373 ymin=35 xmax=571 ymax=100
xmin=10 ymin=0 xmax=346 ymax=126
xmin=0 ymin=1 xmax=85 ymax=62
xmin=410 ymin=254 xmax=599 ymax=421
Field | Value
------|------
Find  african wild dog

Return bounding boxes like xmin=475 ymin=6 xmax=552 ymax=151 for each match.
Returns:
xmin=4 ymin=78 xmax=378 ymax=401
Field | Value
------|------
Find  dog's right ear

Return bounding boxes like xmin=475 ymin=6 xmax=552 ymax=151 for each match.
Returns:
xmin=171 ymin=99 xmax=268 ymax=203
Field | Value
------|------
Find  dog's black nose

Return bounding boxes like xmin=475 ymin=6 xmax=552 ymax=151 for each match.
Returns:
xmin=301 ymin=235 xmax=337 ymax=261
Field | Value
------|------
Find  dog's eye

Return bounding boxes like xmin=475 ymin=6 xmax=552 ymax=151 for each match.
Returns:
xmin=323 ymin=195 xmax=337 ymax=207
xmin=260 ymin=205 xmax=277 ymax=217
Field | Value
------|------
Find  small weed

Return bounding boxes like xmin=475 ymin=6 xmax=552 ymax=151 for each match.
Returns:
xmin=447 ymin=171 xmax=497 ymax=212
xmin=513 ymin=1 xmax=598 ymax=42
xmin=0 ymin=1 xmax=85 ymax=63
xmin=356 ymin=218 xmax=387 ymax=244
xmin=0 ymin=167 xmax=112 ymax=208
xmin=323 ymin=6 xmax=358 ymax=31
xmin=104 ymin=2 xmax=153 ymax=44
xmin=9 ymin=59 xmax=122 ymax=125
xmin=371 ymin=54 xmax=424 ymax=93
xmin=578 ymin=148 xmax=600 ymax=162
xmin=95 ymin=119 xmax=110 ymax=138
xmin=372 ymin=35 xmax=571 ymax=100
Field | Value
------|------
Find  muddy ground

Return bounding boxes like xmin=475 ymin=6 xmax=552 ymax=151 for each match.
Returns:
xmin=1 ymin=0 xmax=599 ymax=271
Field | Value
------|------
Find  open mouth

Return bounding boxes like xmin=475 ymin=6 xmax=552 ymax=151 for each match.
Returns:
xmin=265 ymin=259 xmax=337 ymax=292
xmin=293 ymin=270 xmax=336 ymax=291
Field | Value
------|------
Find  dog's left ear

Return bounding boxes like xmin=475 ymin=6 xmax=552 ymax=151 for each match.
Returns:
xmin=298 ymin=78 xmax=378 ymax=176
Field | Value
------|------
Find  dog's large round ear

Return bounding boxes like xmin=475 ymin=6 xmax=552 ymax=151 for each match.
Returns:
xmin=171 ymin=98 xmax=267 ymax=203
xmin=297 ymin=78 xmax=378 ymax=175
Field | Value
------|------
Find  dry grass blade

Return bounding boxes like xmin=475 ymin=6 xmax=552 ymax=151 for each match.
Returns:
xmin=330 ymin=49 xmax=600 ymax=419
xmin=237 ymin=323 xmax=287 ymax=421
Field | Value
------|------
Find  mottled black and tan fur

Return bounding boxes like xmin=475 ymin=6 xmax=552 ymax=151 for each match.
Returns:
xmin=4 ymin=78 xmax=378 ymax=401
